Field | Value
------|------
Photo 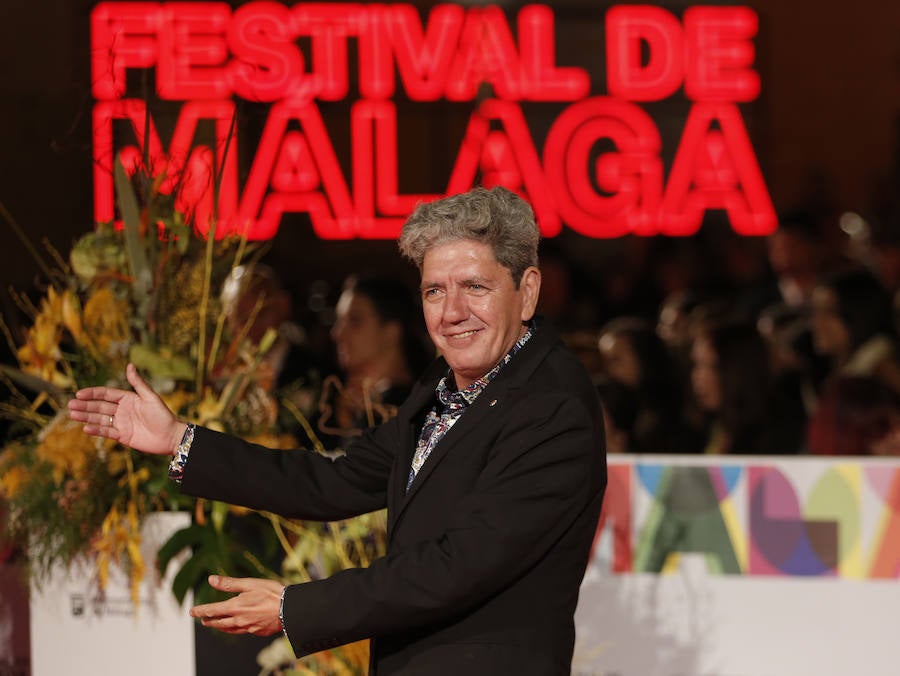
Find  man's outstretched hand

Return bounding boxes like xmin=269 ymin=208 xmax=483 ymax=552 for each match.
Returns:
xmin=68 ymin=362 xmax=186 ymax=455
xmin=191 ymin=575 xmax=286 ymax=637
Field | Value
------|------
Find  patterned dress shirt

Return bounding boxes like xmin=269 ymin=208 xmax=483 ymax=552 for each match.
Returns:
xmin=406 ymin=324 xmax=534 ymax=491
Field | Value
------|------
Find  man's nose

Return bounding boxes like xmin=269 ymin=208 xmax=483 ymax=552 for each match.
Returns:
xmin=443 ymin=289 xmax=467 ymax=322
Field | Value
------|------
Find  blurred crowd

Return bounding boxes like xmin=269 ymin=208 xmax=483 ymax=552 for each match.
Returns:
xmin=4 ymin=202 xmax=898 ymax=459
xmin=224 ymin=201 xmax=900 ymax=458
xmin=219 ymin=264 xmax=433 ymax=454
xmin=562 ymin=207 xmax=900 ymax=457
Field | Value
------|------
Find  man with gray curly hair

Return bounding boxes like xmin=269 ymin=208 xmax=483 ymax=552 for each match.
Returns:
xmin=69 ymin=185 xmax=607 ymax=675
xmin=399 ymin=185 xmax=540 ymax=285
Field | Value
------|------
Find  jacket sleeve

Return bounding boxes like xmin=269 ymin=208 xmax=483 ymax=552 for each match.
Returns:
xmin=179 ymin=418 xmax=401 ymax=521
xmin=280 ymin=389 xmax=605 ymax=656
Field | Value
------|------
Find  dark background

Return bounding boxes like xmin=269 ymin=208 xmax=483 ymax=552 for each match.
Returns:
xmin=1 ymin=0 xmax=899 ymax=332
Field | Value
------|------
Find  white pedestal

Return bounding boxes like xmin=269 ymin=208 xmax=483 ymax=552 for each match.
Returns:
xmin=29 ymin=511 xmax=195 ymax=676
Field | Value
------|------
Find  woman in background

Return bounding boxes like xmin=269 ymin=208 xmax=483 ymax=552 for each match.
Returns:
xmin=809 ymin=266 xmax=900 ymax=395
xmin=597 ymin=317 xmax=701 ymax=453
xmin=804 ymin=267 xmax=900 ymax=455
xmin=691 ymin=320 xmax=805 ymax=455
xmin=807 ymin=375 xmax=900 ymax=455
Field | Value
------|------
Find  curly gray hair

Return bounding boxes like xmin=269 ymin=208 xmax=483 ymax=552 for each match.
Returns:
xmin=398 ymin=186 xmax=540 ymax=287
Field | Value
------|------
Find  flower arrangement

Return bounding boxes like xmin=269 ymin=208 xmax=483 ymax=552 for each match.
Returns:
xmin=0 ymin=159 xmax=295 ymax=601
xmin=0 ymin=159 xmax=387 ymax=674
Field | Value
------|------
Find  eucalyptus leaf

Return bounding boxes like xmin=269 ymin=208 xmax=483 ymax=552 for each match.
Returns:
xmin=172 ymin=221 xmax=191 ymax=255
xmin=0 ymin=364 xmax=67 ymax=405
xmin=211 ymin=500 xmax=229 ymax=533
xmin=129 ymin=343 xmax=195 ymax=381
xmin=114 ymin=158 xmax=152 ymax=338
xmin=257 ymin=327 xmax=277 ymax=355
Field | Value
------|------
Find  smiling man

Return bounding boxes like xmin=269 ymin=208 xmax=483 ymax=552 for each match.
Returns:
xmin=69 ymin=186 xmax=607 ymax=675
xmin=419 ymin=239 xmax=539 ymax=389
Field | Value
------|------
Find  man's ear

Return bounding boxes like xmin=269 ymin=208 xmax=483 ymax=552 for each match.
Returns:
xmin=519 ymin=266 xmax=542 ymax=321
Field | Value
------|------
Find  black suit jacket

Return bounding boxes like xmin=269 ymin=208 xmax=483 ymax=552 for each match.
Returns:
xmin=182 ymin=322 xmax=607 ymax=675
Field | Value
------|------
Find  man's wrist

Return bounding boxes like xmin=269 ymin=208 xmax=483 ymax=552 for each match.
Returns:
xmin=280 ymin=585 xmax=289 ymax=639
xmin=170 ymin=422 xmax=190 ymax=455
xmin=168 ymin=423 xmax=195 ymax=484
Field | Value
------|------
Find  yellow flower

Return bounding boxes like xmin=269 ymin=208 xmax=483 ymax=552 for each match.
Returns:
xmin=243 ymin=432 xmax=298 ymax=450
xmin=82 ymin=286 xmax=130 ymax=362
xmin=14 ymin=287 xmax=88 ymax=387
xmin=337 ymin=640 xmax=370 ymax=670
xmin=35 ymin=416 xmax=103 ymax=485
xmin=0 ymin=463 xmax=29 ymax=500
xmin=91 ymin=504 xmax=145 ymax=605
xmin=105 ymin=448 xmax=131 ymax=476
xmin=161 ymin=390 xmax=193 ymax=418
xmin=42 ymin=286 xmax=65 ymax=323
xmin=61 ymin=288 xmax=85 ymax=344
xmin=194 ymin=387 xmax=226 ymax=428
xmin=17 ymin=313 xmax=69 ymax=387
xmin=297 ymin=641 xmax=369 ymax=674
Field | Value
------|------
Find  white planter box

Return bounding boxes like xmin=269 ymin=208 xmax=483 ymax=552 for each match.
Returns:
xmin=29 ymin=511 xmax=195 ymax=676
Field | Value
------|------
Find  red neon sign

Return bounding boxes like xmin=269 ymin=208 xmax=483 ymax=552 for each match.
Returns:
xmin=91 ymin=2 xmax=775 ymax=239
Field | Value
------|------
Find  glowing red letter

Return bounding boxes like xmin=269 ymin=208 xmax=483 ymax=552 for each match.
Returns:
xmin=446 ymin=7 xmax=524 ymax=101
xmin=228 ymin=2 xmax=305 ymax=102
xmin=544 ymin=97 xmax=663 ymax=237
xmin=660 ymin=103 xmax=775 ymax=236
xmin=157 ymin=3 xmax=231 ymax=100
xmin=518 ymin=4 xmax=590 ymax=101
xmin=91 ymin=2 xmax=160 ymax=100
xmin=606 ymin=6 xmax=684 ymax=102
xmin=351 ymin=100 xmax=442 ymax=238
xmin=448 ymin=99 xmax=559 ymax=235
xmin=92 ymin=99 xmax=239 ymax=234
xmin=684 ymin=7 xmax=760 ymax=102
xmin=386 ymin=4 xmax=464 ymax=101
xmin=238 ymin=101 xmax=357 ymax=239
xmin=290 ymin=4 xmax=364 ymax=101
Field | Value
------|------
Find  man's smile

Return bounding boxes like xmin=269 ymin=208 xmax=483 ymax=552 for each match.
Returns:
xmin=446 ymin=329 xmax=481 ymax=340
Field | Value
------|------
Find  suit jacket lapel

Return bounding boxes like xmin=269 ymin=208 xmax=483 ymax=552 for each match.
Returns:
xmin=388 ymin=321 xmax=560 ymax=536
xmin=401 ymin=382 xmax=505 ymax=499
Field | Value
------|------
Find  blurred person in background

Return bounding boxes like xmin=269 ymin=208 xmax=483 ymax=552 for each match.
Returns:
xmin=851 ymin=193 xmax=900 ymax=296
xmin=690 ymin=320 xmax=806 ymax=455
xmin=320 ymin=273 xmax=432 ymax=447
xmin=869 ymin=227 xmax=900 ymax=296
xmin=757 ymin=302 xmax=828 ymax=419
xmin=871 ymin=413 xmax=900 ymax=456
xmin=594 ymin=377 xmax=638 ymax=455
xmin=220 ymin=263 xmax=319 ymax=393
xmin=534 ymin=241 xmax=601 ymax=331
xmin=807 ymin=375 xmax=900 ymax=456
xmin=865 ymin=217 xmax=900 ymax=334
xmin=656 ymin=290 xmax=703 ymax=365
xmin=534 ymin=244 xmax=605 ymax=375
xmin=766 ymin=209 xmax=838 ymax=309
xmin=597 ymin=317 xmax=701 ymax=453
xmin=809 ymin=267 xmax=900 ymax=396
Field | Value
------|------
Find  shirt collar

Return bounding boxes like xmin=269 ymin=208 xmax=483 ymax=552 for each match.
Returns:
xmin=435 ymin=323 xmax=535 ymax=409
